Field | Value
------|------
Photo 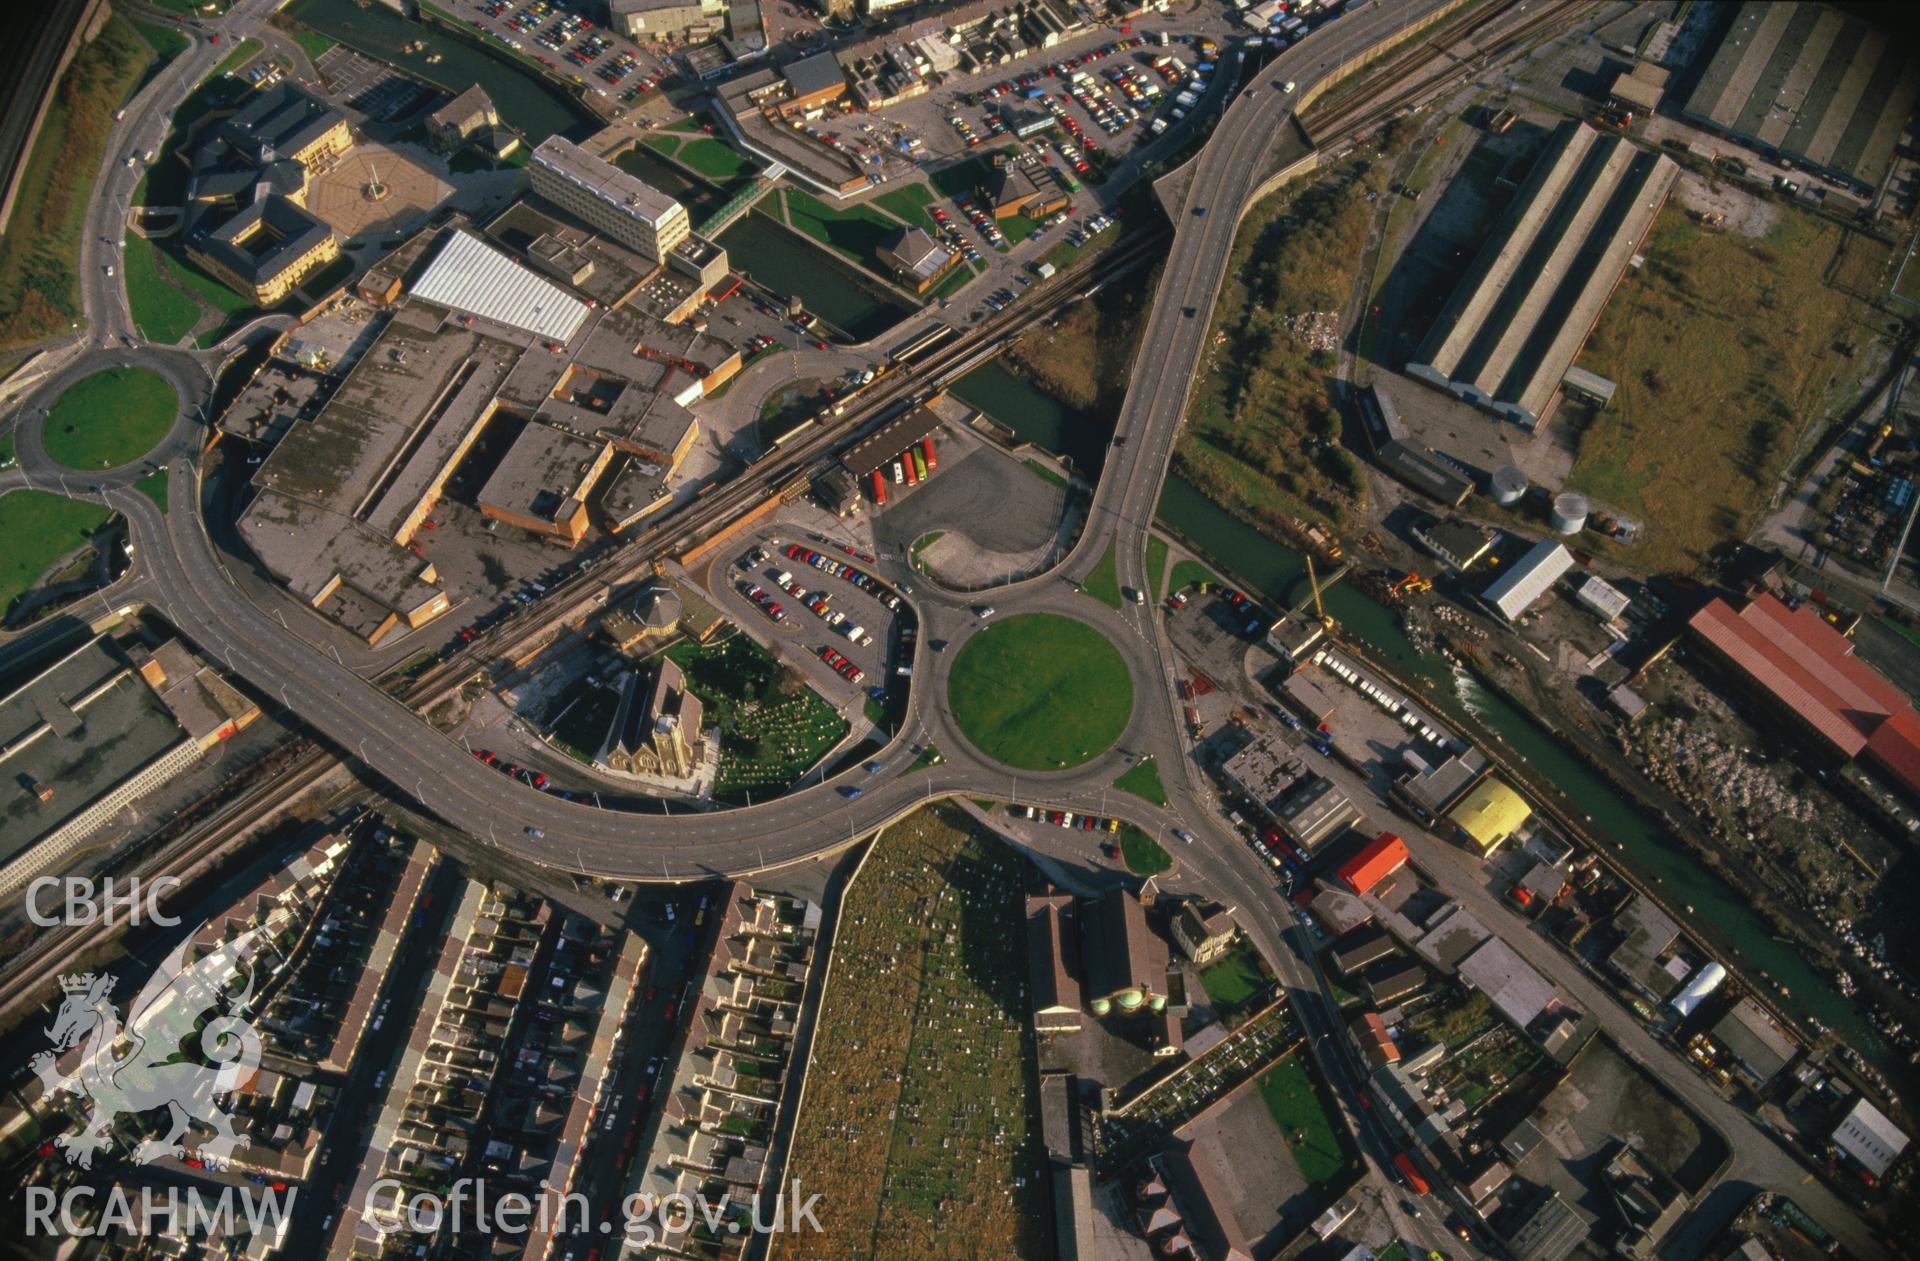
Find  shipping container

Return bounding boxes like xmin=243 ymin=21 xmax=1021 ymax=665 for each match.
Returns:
xmin=911 ymin=448 xmax=928 ymax=481
xmin=920 ymin=437 xmax=938 ymax=471
xmin=870 ymin=470 xmax=888 ymax=505
xmin=902 ymin=452 xmax=918 ymax=486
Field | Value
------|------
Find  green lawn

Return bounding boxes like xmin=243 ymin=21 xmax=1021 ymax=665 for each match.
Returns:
xmin=1145 ymin=535 xmax=1169 ymax=601
xmin=875 ymin=183 xmax=939 ymax=233
xmin=645 ymin=135 xmax=682 ymax=157
xmin=947 ymin=613 xmax=1132 ymax=770
xmin=1119 ymin=824 xmax=1172 ymax=876
xmin=1024 ymin=459 xmax=1070 ymax=491
xmin=1198 ymin=938 xmax=1269 ymax=1018
xmin=126 ymin=238 xmax=202 ymax=345
xmin=42 ymin=368 xmax=177 ymax=470
xmin=1256 ymin=1055 xmax=1352 ymax=1187
xmin=908 ymin=744 xmax=945 ymax=772
xmin=131 ymin=18 xmax=190 ymax=62
xmin=1169 ymin=559 xmax=1219 ymax=592
xmin=213 ymin=38 xmax=263 ymax=78
xmin=289 ymin=26 xmax=336 ymax=60
xmin=0 ymin=431 xmax=16 ymax=468
xmin=783 ymin=189 xmax=900 ymax=272
xmin=135 ymin=471 xmax=169 ymax=513
xmin=0 ymin=491 xmax=113 ymax=618
xmin=1114 ymin=756 xmax=1168 ymax=807
xmin=1082 ymin=541 xmax=1123 ymax=608
xmin=1000 ymin=213 xmax=1041 ymax=246
xmin=677 ymin=137 xmax=753 ymax=181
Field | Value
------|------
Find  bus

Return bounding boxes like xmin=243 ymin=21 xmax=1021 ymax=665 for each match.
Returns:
xmin=1393 ymin=1153 xmax=1431 ymax=1196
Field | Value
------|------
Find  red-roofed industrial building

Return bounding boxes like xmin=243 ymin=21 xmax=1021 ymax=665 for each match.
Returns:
xmin=1688 ymin=594 xmax=1920 ymax=799
xmin=1338 ymin=832 xmax=1410 ymax=895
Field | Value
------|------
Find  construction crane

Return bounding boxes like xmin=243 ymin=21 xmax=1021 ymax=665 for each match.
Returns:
xmin=1306 ymin=555 xmax=1333 ymax=629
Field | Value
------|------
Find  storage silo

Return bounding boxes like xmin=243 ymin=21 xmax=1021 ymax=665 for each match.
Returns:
xmin=1491 ymin=464 xmax=1528 ymax=507
xmin=1551 ymin=492 xmax=1590 ymax=535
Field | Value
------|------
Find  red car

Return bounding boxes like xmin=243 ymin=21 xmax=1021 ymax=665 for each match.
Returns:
xmin=663 ymin=1001 xmax=679 ymax=1021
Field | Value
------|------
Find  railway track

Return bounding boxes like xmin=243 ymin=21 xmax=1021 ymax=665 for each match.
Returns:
xmin=0 ymin=0 xmax=1590 ymax=1029
xmin=1300 ymin=0 xmax=1596 ymax=143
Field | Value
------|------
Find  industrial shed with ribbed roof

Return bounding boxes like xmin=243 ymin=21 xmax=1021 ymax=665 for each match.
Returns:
xmin=1407 ymin=122 xmax=1678 ymax=430
xmin=1680 ymin=1 xmax=1919 ymax=195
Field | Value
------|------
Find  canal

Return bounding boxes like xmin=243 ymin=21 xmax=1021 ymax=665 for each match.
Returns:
xmin=957 ymin=359 xmax=1889 ymax=1064
xmin=716 ymin=213 xmax=912 ymax=344
xmin=287 ymin=0 xmax=597 ymax=143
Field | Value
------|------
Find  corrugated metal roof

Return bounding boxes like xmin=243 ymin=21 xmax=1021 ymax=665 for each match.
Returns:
xmin=411 ymin=230 xmax=589 ymax=343
xmin=1686 ymin=594 xmax=1909 ymax=761
xmin=1447 ymin=777 xmax=1532 ymax=851
xmin=1481 ymin=539 xmax=1573 ymax=620
xmin=1337 ymin=832 xmax=1408 ymax=894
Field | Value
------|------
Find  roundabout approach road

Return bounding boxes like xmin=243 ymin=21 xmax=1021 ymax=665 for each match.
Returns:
xmin=8 ymin=0 xmax=1457 ymax=882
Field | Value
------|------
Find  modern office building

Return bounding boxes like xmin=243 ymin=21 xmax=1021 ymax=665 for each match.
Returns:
xmin=529 ymin=136 xmax=691 ymax=264
xmin=183 ymin=83 xmax=352 ymax=303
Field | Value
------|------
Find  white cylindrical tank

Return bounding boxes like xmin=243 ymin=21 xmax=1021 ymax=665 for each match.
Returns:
xmin=1551 ymin=492 xmax=1589 ymax=534
xmin=1492 ymin=464 xmax=1528 ymax=506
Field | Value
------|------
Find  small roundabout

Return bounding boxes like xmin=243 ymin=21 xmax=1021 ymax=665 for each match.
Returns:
xmin=945 ymin=611 xmax=1133 ymax=771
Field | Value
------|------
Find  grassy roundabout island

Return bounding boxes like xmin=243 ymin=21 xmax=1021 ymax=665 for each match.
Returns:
xmin=947 ymin=612 xmax=1132 ymax=770
xmin=42 ymin=368 xmax=178 ymax=470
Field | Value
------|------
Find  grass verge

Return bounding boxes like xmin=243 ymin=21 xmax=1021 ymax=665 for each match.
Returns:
xmin=1114 ymin=756 xmax=1168 ymax=807
xmin=0 ymin=491 xmax=113 ymax=618
xmin=1082 ymin=540 xmax=1123 ymax=608
xmin=134 ymin=471 xmax=169 ymax=513
xmin=0 ymin=16 xmax=154 ymax=351
xmin=1119 ymin=824 xmax=1172 ymax=875
xmin=1146 ymin=535 xmax=1169 ymax=601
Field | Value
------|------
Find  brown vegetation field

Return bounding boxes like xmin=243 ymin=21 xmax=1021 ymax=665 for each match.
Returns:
xmin=1177 ymin=155 xmax=1387 ymax=533
xmin=1568 ymin=201 xmax=1883 ymax=574
xmin=775 ymin=805 xmax=1052 ymax=1261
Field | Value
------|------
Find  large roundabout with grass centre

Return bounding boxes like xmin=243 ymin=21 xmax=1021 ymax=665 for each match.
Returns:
xmin=41 ymin=367 xmax=179 ymax=471
xmin=945 ymin=612 xmax=1133 ymax=771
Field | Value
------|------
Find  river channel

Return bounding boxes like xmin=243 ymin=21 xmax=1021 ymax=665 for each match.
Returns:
xmin=955 ymin=359 xmax=1890 ymax=1066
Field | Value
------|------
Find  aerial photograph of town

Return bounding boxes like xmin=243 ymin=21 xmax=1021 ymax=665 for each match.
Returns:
xmin=0 ymin=0 xmax=1918 ymax=1256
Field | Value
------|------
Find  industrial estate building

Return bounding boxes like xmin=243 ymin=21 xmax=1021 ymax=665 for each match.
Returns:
xmin=1407 ymin=122 xmax=1678 ymax=430
xmin=1481 ymin=539 xmax=1575 ymax=622
xmin=1688 ymin=593 xmax=1920 ymax=798
xmin=0 ymin=632 xmax=259 ymax=896
xmin=610 ymin=0 xmax=729 ymax=42
xmin=183 ymin=84 xmax=352 ymax=303
xmin=1680 ymin=1 xmax=1919 ymax=195
xmin=1445 ymin=776 xmax=1532 ymax=856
